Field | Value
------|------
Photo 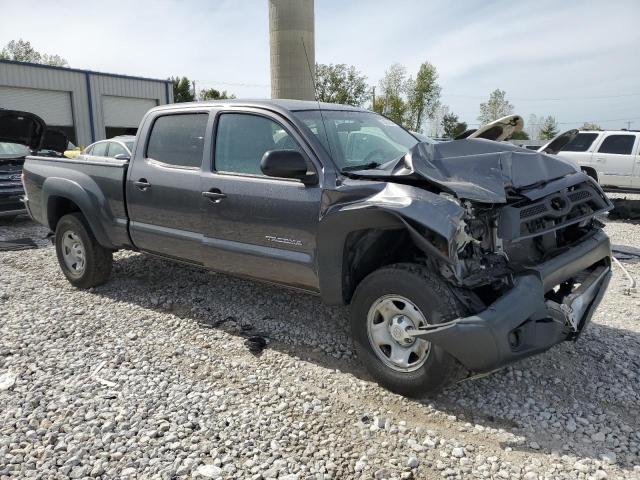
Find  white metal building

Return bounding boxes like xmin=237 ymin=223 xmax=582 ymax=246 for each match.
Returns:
xmin=0 ymin=60 xmax=173 ymax=146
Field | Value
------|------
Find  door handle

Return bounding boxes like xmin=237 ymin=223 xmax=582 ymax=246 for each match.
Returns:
xmin=134 ymin=178 xmax=151 ymax=190
xmin=202 ymin=189 xmax=227 ymax=203
xmin=595 ymin=157 xmax=606 ymax=163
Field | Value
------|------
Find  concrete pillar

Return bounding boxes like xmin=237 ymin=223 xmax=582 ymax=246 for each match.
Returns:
xmin=269 ymin=0 xmax=315 ymax=100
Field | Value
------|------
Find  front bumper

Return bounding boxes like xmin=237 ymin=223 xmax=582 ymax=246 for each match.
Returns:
xmin=0 ymin=195 xmax=27 ymax=218
xmin=408 ymin=229 xmax=612 ymax=372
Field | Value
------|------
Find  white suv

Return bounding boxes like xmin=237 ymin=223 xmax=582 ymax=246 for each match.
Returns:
xmin=542 ymin=130 xmax=640 ymax=190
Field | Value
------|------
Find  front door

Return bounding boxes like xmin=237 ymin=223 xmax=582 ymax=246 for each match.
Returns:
xmin=200 ymin=110 xmax=321 ymax=291
xmin=126 ymin=112 xmax=210 ymax=263
xmin=593 ymin=133 xmax=637 ymax=188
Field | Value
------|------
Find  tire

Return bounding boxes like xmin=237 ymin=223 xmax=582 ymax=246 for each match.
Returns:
xmin=55 ymin=213 xmax=112 ymax=288
xmin=350 ymin=263 xmax=466 ymax=397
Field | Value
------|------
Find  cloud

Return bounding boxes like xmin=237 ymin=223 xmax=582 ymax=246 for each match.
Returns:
xmin=1 ymin=0 xmax=639 ymax=130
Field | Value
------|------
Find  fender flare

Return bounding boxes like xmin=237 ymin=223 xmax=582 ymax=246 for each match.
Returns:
xmin=42 ymin=176 xmax=115 ymax=249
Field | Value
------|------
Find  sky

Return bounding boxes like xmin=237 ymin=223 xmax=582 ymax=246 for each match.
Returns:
xmin=1 ymin=0 xmax=639 ymax=134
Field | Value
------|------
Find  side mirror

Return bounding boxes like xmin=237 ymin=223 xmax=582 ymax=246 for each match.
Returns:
xmin=114 ymin=153 xmax=131 ymax=161
xmin=261 ymin=150 xmax=317 ymax=185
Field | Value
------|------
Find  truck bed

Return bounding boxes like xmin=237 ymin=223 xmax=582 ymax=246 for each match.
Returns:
xmin=22 ymin=155 xmax=132 ymax=249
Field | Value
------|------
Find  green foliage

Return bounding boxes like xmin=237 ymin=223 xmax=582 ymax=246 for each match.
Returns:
xmin=170 ymin=77 xmax=195 ymax=103
xmin=405 ymin=62 xmax=441 ymax=131
xmin=200 ymin=88 xmax=235 ymax=101
xmin=539 ymin=116 xmax=559 ymax=140
xmin=374 ymin=62 xmax=441 ymax=130
xmin=315 ymin=63 xmax=368 ymax=106
xmin=478 ymin=89 xmax=514 ymax=125
xmin=510 ymin=130 xmax=530 ymax=140
xmin=0 ymin=39 xmax=68 ymax=66
xmin=580 ymin=122 xmax=601 ymax=131
xmin=441 ymin=112 xmax=467 ymax=139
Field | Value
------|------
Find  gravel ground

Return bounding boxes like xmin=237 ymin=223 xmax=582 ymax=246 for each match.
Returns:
xmin=1 ymin=210 xmax=639 ymax=479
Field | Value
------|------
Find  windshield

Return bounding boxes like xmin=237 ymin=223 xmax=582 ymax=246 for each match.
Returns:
xmin=0 ymin=142 xmax=29 ymax=158
xmin=125 ymin=141 xmax=134 ymax=151
xmin=293 ymin=110 xmax=418 ymax=170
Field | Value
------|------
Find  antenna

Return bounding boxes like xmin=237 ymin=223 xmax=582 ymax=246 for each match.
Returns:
xmin=301 ymin=37 xmax=333 ymax=160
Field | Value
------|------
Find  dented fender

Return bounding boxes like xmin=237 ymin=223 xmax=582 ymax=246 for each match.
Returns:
xmin=316 ymin=182 xmax=467 ymax=304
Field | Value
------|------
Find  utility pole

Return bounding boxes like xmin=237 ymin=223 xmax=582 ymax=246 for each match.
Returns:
xmin=371 ymin=86 xmax=375 ymax=111
xmin=192 ymin=80 xmax=197 ymax=101
xmin=626 ymin=120 xmax=633 ymax=130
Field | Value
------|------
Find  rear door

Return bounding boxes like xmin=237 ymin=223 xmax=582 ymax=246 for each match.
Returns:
xmin=592 ymin=133 xmax=638 ymax=188
xmin=126 ymin=110 xmax=211 ymax=263
xmin=199 ymin=109 xmax=322 ymax=291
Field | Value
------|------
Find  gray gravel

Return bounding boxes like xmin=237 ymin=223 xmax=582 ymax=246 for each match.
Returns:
xmin=1 ymin=212 xmax=639 ymax=479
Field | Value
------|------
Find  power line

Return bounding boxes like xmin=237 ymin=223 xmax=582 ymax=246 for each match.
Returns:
xmin=442 ymin=92 xmax=640 ymax=101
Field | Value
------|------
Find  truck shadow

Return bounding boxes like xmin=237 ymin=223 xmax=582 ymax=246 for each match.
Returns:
xmin=95 ymin=251 xmax=639 ymax=471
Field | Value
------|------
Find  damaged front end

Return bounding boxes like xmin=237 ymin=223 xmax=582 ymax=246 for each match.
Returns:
xmin=344 ymin=139 xmax=614 ymax=373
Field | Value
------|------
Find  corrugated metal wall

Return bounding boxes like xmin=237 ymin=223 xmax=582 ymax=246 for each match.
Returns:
xmin=0 ymin=60 xmax=173 ymax=147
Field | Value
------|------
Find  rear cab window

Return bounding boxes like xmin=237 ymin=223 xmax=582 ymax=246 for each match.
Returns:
xmin=597 ymin=134 xmax=636 ymax=155
xmin=146 ymin=113 xmax=208 ymax=168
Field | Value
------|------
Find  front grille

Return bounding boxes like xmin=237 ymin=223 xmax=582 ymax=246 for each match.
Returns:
xmin=568 ymin=190 xmax=591 ymax=202
xmin=520 ymin=203 xmax=548 ymax=218
xmin=498 ymin=181 xmax=611 ymax=241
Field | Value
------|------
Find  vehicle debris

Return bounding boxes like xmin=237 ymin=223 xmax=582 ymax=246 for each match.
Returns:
xmin=245 ymin=335 xmax=267 ymax=354
xmin=0 ymin=237 xmax=38 ymax=251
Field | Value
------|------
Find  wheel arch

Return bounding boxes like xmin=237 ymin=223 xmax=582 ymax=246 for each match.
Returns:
xmin=42 ymin=177 xmax=115 ymax=249
xmin=317 ymin=207 xmax=455 ymax=305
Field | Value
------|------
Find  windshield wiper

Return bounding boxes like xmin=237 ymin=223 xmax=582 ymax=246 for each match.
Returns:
xmin=341 ymin=162 xmax=380 ymax=172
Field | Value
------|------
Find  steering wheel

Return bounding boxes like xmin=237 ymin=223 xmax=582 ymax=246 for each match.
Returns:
xmin=364 ymin=149 xmax=387 ymax=163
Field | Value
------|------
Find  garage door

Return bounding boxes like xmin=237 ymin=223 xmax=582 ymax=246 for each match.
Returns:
xmin=103 ymin=96 xmax=157 ymax=128
xmin=0 ymin=86 xmax=73 ymax=126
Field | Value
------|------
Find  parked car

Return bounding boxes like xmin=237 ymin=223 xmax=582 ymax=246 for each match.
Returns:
xmin=540 ymin=130 xmax=640 ymax=190
xmin=78 ymin=135 xmax=135 ymax=161
xmin=0 ymin=110 xmax=67 ymax=219
xmin=19 ymin=100 xmax=613 ymax=396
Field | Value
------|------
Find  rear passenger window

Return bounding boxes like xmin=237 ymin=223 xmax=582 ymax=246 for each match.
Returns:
xmin=597 ymin=135 xmax=635 ymax=155
xmin=92 ymin=142 xmax=108 ymax=156
xmin=561 ymin=133 xmax=598 ymax=152
xmin=214 ymin=113 xmax=301 ymax=176
xmin=146 ymin=114 xmax=208 ymax=168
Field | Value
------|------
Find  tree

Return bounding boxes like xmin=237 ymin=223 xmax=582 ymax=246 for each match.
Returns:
xmin=315 ymin=63 xmax=368 ymax=106
xmin=478 ymin=89 xmax=514 ymax=125
xmin=171 ymin=76 xmax=194 ymax=103
xmin=0 ymin=39 xmax=68 ymax=66
xmin=374 ymin=63 xmax=409 ymax=126
xmin=538 ymin=116 xmax=559 ymax=140
xmin=580 ymin=122 xmax=601 ymax=131
xmin=510 ymin=130 xmax=530 ymax=140
xmin=441 ymin=112 xmax=467 ymax=138
xmin=374 ymin=62 xmax=441 ymax=130
xmin=405 ymin=61 xmax=441 ymax=131
xmin=199 ymin=88 xmax=235 ymax=101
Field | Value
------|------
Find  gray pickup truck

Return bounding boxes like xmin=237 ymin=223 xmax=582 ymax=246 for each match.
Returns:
xmin=20 ymin=100 xmax=613 ymax=396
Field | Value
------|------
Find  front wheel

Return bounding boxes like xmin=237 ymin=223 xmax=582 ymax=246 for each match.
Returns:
xmin=350 ymin=263 xmax=466 ymax=397
xmin=55 ymin=213 xmax=113 ymax=288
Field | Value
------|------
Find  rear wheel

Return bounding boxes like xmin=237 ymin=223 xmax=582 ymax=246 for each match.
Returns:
xmin=350 ymin=263 xmax=466 ymax=397
xmin=55 ymin=213 xmax=112 ymax=288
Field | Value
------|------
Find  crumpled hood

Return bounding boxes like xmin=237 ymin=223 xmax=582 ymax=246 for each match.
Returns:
xmin=348 ymin=139 xmax=580 ymax=203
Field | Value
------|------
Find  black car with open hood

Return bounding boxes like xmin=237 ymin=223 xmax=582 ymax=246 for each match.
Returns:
xmin=0 ymin=110 xmax=68 ymax=218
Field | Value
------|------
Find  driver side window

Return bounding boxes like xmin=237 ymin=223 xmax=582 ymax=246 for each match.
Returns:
xmin=214 ymin=113 xmax=301 ymax=176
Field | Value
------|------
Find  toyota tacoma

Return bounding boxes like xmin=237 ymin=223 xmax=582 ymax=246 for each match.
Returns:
xmin=18 ymin=100 xmax=613 ymax=396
